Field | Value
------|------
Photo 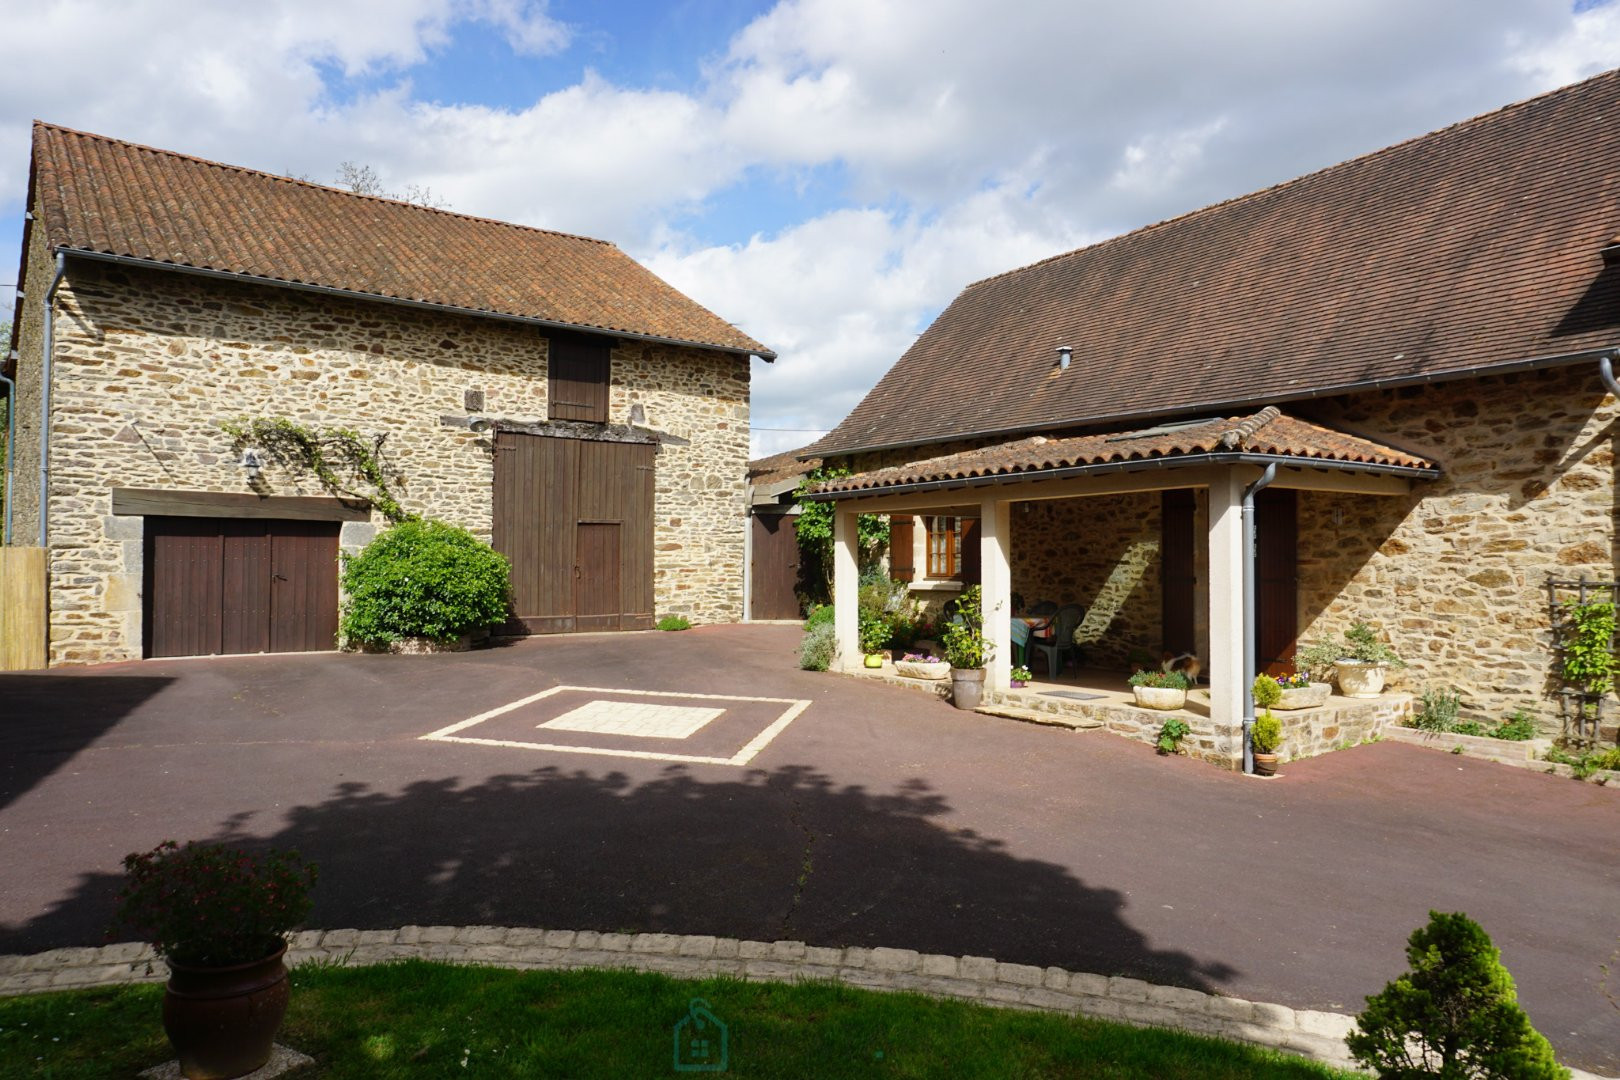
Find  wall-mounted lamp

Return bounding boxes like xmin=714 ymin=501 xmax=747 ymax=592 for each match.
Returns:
xmin=240 ymin=448 xmax=264 ymax=481
xmin=1055 ymin=345 xmax=1073 ymax=371
xmin=629 ymin=403 xmax=647 ymax=426
xmin=467 ymin=416 xmax=493 ymax=434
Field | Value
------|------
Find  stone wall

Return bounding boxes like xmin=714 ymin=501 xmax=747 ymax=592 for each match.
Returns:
xmin=1009 ymin=493 xmax=1165 ymax=671
xmin=30 ymin=256 xmax=749 ymax=664
xmin=1297 ymin=365 xmax=1616 ymax=735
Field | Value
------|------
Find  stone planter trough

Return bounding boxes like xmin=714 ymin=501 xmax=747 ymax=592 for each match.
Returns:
xmin=1133 ymin=686 xmax=1188 ymax=711
xmin=895 ymin=659 xmax=951 ymax=680
xmin=1274 ymin=682 xmax=1332 ymax=710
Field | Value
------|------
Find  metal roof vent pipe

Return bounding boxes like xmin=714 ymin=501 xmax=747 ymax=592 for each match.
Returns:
xmin=1055 ymin=345 xmax=1072 ymax=371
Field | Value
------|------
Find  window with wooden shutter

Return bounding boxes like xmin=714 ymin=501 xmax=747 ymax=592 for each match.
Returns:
xmin=547 ymin=334 xmax=611 ymax=422
xmin=926 ymin=516 xmax=962 ymax=578
xmin=889 ymin=516 xmax=915 ymax=582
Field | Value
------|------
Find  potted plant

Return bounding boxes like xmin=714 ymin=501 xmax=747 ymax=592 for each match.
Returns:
xmin=1296 ymin=620 xmax=1404 ymax=698
xmin=895 ymin=651 xmax=950 ymax=680
xmin=1010 ymin=665 xmax=1033 ymax=688
xmin=858 ymin=611 xmax=890 ymax=668
xmin=942 ymin=585 xmax=992 ymax=710
xmin=1251 ymin=674 xmax=1284 ymax=776
xmin=1271 ymin=670 xmax=1330 ymax=710
xmin=113 ymin=841 xmax=318 ymax=1080
xmin=1129 ymin=669 xmax=1190 ymax=710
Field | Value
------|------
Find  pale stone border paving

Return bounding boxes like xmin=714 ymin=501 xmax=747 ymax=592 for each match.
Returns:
xmin=1 ymin=928 xmax=1611 ymax=1079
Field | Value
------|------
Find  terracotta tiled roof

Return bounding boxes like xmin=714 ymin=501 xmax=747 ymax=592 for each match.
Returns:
xmin=23 ymin=122 xmax=772 ymax=357
xmin=809 ymin=408 xmax=1436 ymax=496
xmin=747 ymin=447 xmax=821 ymax=486
xmin=814 ymin=69 xmax=1620 ymax=457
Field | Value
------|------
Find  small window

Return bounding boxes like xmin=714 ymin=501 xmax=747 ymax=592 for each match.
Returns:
xmin=926 ymin=516 xmax=964 ymax=578
xmin=548 ymin=334 xmax=611 ymax=423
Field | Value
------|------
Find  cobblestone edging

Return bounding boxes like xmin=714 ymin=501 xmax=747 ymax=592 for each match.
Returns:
xmin=1 ymin=928 xmax=1611 ymax=1078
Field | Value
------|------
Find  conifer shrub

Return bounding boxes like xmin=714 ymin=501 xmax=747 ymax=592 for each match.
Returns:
xmin=1347 ymin=911 xmax=1568 ymax=1079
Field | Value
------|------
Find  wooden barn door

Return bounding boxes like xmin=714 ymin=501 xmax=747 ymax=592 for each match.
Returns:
xmin=750 ymin=513 xmax=801 ymax=620
xmin=1254 ymin=488 xmax=1298 ymax=675
xmin=1160 ymin=490 xmax=1197 ymax=655
xmin=493 ymin=433 xmax=654 ymax=633
xmin=145 ymin=517 xmax=337 ymax=658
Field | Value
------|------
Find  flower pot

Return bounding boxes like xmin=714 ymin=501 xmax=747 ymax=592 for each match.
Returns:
xmin=1009 ymin=679 xmax=1027 ymax=688
xmin=895 ymin=659 xmax=950 ymax=680
xmin=1334 ymin=660 xmax=1388 ymax=698
xmin=1274 ymin=682 xmax=1331 ymax=710
xmin=951 ymin=667 xmax=986 ymax=710
xmin=1133 ymin=686 xmax=1188 ymax=711
xmin=863 ymin=653 xmax=884 ymax=668
xmin=1252 ymin=751 xmax=1279 ymax=776
xmin=163 ymin=942 xmax=290 ymax=1080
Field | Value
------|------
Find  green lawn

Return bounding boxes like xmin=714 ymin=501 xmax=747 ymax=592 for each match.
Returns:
xmin=0 ymin=960 xmax=1359 ymax=1078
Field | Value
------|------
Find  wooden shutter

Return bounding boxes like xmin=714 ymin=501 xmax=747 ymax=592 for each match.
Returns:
xmin=548 ymin=334 xmax=610 ymax=422
xmin=959 ymin=518 xmax=981 ymax=584
xmin=1160 ymin=490 xmax=1196 ymax=654
xmin=889 ymin=515 xmax=915 ymax=582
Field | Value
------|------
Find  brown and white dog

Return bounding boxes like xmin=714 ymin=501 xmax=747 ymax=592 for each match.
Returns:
xmin=1161 ymin=651 xmax=1202 ymax=684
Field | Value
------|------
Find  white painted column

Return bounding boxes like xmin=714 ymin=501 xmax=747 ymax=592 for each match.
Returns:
xmin=1206 ymin=469 xmax=1247 ymax=765
xmin=980 ymin=497 xmax=1012 ymax=690
xmin=833 ymin=507 xmax=860 ymax=670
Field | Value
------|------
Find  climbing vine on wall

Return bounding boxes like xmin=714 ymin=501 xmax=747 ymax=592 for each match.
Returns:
xmin=794 ymin=464 xmax=890 ymax=600
xmin=219 ymin=417 xmax=413 ymax=524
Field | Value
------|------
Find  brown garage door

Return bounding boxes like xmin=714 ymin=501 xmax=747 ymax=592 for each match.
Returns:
xmin=144 ymin=517 xmax=340 ymax=657
xmin=749 ymin=513 xmax=801 ymax=620
xmin=492 ymin=433 xmax=654 ymax=633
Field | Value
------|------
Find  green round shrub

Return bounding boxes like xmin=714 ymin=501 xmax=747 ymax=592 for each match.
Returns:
xmin=340 ymin=520 xmax=510 ymax=647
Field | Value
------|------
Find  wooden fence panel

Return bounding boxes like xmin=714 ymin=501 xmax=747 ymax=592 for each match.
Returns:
xmin=0 ymin=547 xmax=48 ymax=671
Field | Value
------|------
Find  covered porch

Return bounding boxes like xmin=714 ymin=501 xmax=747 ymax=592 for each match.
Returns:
xmin=805 ymin=410 xmax=1439 ymax=769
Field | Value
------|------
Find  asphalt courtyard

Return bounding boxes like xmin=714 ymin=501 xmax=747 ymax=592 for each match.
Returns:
xmin=1 ymin=624 xmax=1616 ymax=1072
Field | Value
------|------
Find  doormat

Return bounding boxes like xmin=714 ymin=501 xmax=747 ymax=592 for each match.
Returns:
xmin=1041 ymin=691 xmax=1106 ymax=701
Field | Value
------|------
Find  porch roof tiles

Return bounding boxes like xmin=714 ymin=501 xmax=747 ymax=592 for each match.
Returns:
xmin=808 ymin=407 xmax=1436 ymax=496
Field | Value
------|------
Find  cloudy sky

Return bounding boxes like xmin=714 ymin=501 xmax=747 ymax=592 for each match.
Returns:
xmin=3 ymin=0 xmax=1618 ymax=457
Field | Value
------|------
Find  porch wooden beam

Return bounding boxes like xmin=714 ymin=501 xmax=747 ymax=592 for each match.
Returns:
xmin=111 ymin=488 xmax=372 ymax=522
xmin=826 ymin=467 xmax=1226 ymax=514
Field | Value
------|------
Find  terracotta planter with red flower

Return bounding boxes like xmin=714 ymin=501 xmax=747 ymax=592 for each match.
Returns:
xmin=114 ymin=841 xmax=318 ymax=1079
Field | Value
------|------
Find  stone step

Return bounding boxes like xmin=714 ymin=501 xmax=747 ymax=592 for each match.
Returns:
xmin=975 ymin=704 xmax=1104 ymax=729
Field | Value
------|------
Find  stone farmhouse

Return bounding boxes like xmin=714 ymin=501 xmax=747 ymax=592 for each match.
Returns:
xmin=4 ymin=123 xmax=773 ymax=666
xmin=805 ymin=69 xmax=1620 ymax=767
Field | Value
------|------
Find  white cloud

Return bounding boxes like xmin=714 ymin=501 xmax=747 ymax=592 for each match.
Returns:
xmin=1509 ymin=1 xmax=1620 ymax=87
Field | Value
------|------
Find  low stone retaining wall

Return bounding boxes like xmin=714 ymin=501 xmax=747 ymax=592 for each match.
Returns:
xmin=0 ymin=927 xmax=1360 ymax=1072
xmin=1278 ymin=694 xmax=1412 ymax=760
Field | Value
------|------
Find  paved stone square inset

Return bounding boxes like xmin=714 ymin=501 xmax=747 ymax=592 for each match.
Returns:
xmin=540 ymin=700 xmax=724 ymax=740
xmin=421 ymin=685 xmax=811 ymax=766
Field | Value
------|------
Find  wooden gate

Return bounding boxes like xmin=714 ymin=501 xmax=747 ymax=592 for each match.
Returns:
xmin=749 ymin=513 xmax=801 ymax=620
xmin=493 ymin=433 xmax=654 ymax=633
xmin=145 ymin=517 xmax=339 ymax=657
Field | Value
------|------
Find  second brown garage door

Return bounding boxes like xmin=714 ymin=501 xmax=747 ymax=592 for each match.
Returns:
xmin=144 ymin=517 xmax=340 ymax=658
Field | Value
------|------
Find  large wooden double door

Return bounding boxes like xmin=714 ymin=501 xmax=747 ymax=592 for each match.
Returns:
xmin=493 ymin=433 xmax=654 ymax=633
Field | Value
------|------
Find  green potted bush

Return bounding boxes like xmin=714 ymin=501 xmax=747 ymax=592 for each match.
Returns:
xmin=1129 ymin=668 xmax=1190 ymax=710
xmin=941 ymin=585 xmax=993 ymax=709
xmin=1010 ymin=664 xmax=1033 ymax=688
xmin=113 ymin=841 xmax=318 ymax=1079
xmin=340 ymin=520 xmax=511 ymax=652
xmin=1251 ymin=674 xmax=1284 ymax=776
xmin=858 ymin=610 xmax=890 ymax=668
xmin=1296 ymin=620 xmax=1405 ymax=698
